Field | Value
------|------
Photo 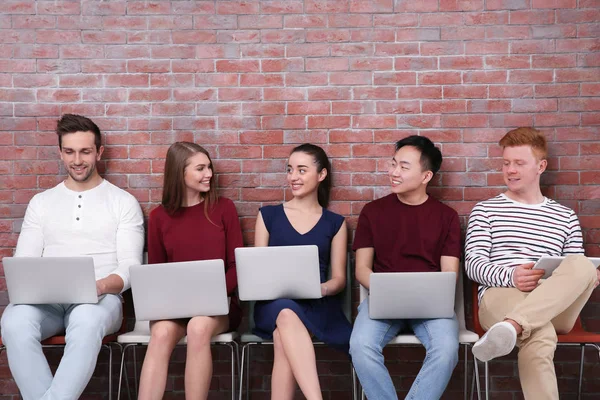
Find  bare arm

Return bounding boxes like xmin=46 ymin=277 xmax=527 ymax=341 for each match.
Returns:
xmin=321 ymin=220 xmax=348 ymax=296
xmin=96 ymin=274 xmax=126 ymax=296
xmin=355 ymin=247 xmax=375 ymax=290
xmin=254 ymin=211 xmax=269 ymax=247
xmin=440 ymin=255 xmax=460 ymax=281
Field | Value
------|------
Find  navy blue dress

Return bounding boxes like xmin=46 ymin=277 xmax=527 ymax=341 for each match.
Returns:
xmin=253 ymin=204 xmax=353 ymax=354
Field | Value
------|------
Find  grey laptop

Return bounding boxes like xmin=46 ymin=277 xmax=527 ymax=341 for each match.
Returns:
xmin=130 ymin=259 xmax=229 ymax=321
xmin=3 ymin=256 xmax=99 ymax=304
xmin=369 ymin=272 xmax=456 ymax=319
xmin=235 ymin=245 xmax=322 ymax=301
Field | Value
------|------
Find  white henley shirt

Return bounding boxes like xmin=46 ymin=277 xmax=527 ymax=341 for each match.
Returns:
xmin=14 ymin=179 xmax=145 ymax=292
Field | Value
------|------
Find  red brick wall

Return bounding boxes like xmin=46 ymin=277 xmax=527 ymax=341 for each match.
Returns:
xmin=0 ymin=0 xmax=599 ymax=398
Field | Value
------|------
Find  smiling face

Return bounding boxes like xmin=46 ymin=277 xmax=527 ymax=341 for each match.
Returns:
xmin=502 ymin=145 xmax=546 ymax=195
xmin=59 ymin=130 xmax=103 ymax=185
xmin=286 ymin=151 xmax=326 ymax=199
xmin=388 ymin=145 xmax=432 ymax=195
xmin=183 ymin=152 xmax=213 ymax=194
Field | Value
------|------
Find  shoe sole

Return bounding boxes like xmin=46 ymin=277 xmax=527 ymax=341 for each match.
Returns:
xmin=472 ymin=324 xmax=516 ymax=362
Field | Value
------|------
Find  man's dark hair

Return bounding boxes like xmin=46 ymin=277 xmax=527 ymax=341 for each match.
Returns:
xmin=56 ymin=114 xmax=102 ymax=151
xmin=394 ymin=135 xmax=443 ymax=176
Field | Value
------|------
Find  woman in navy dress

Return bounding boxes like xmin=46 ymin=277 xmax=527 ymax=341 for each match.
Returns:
xmin=253 ymin=143 xmax=352 ymax=400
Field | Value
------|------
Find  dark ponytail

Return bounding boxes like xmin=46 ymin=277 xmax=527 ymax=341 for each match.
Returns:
xmin=290 ymin=143 xmax=332 ymax=208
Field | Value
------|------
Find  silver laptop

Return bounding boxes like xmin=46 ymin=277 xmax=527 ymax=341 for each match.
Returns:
xmin=130 ymin=259 xmax=229 ymax=321
xmin=369 ymin=272 xmax=456 ymax=319
xmin=235 ymin=245 xmax=322 ymax=301
xmin=3 ymin=256 xmax=98 ymax=304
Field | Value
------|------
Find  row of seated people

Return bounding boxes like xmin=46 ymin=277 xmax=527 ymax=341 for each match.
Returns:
xmin=1 ymin=114 xmax=597 ymax=400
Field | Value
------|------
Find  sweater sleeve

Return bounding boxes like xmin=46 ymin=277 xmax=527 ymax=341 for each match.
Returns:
xmin=465 ymin=203 xmax=515 ymax=288
xmin=562 ymin=211 xmax=585 ymax=255
xmin=14 ymin=194 xmax=45 ymax=257
xmin=147 ymin=207 xmax=168 ymax=265
xmin=113 ymin=194 xmax=145 ymax=292
xmin=222 ymin=198 xmax=244 ymax=296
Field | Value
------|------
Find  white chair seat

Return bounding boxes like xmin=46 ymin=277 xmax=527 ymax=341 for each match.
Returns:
xmin=241 ymin=333 xmax=266 ymax=343
xmin=384 ymin=329 xmax=480 ymax=346
xmin=117 ymin=321 xmax=238 ymax=344
xmin=388 ymin=335 xmax=422 ymax=345
xmin=459 ymin=330 xmax=480 ymax=343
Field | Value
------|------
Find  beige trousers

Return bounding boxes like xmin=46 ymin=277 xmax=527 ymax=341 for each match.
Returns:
xmin=479 ymin=254 xmax=597 ymax=400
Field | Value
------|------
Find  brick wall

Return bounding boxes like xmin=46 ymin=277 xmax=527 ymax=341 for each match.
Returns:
xmin=0 ymin=0 xmax=599 ymax=398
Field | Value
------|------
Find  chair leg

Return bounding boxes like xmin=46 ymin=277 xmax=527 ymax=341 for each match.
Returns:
xmin=472 ymin=353 xmax=481 ymax=400
xmin=245 ymin=344 xmax=251 ymax=400
xmin=484 ymin=361 xmax=489 ymax=400
xmin=132 ymin=345 xmax=139 ymax=399
xmin=351 ymin=364 xmax=357 ymax=400
xmin=591 ymin=343 xmax=600 ymax=361
xmin=118 ymin=344 xmax=136 ymax=400
xmin=463 ymin=344 xmax=468 ymax=400
xmin=238 ymin=344 xmax=246 ymax=400
xmin=107 ymin=344 xmax=113 ymax=400
xmin=227 ymin=343 xmax=236 ymax=400
xmin=578 ymin=344 xmax=585 ymax=400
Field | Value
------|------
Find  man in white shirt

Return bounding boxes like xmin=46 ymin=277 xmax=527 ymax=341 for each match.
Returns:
xmin=465 ymin=127 xmax=599 ymax=399
xmin=1 ymin=114 xmax=144 ymax=400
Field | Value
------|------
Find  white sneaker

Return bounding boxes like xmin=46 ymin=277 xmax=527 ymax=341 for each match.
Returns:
xmin=472 ymin=321 xmax=517 ymax=362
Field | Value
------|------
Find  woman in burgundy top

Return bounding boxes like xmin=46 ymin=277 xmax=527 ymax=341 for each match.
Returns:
xmin=138 ymin=142 xmax=243 ymax=400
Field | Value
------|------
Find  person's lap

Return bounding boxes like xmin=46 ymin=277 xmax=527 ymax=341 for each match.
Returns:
xmin=1 ymin=294 xmax=122 ymax=341
xmin=480 ymin=285 xmax=578 ymax=335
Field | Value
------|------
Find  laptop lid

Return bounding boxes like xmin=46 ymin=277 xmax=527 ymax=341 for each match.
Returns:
xmin=130 ymin=259 xmax=229 ymax=321
xmin=369 ymin=272 xmax=456 ymax=319
xmin=3 ymin=256 xmax=98 ymax=304
xmin=235 ymin=245 xmax=322 ymax=301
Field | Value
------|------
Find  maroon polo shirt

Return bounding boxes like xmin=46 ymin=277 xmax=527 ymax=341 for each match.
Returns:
xmin=353 ymin=193 xmax=461 ymax=273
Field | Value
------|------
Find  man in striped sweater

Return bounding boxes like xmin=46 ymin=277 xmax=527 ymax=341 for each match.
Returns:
xmin=465 ymin=127 xmax=599 ymax=399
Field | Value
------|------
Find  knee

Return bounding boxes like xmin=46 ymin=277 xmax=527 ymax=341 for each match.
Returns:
xmin=0 ymin=310 xmax=39 ymax=344
xmin=275 ymin=308 xmax=300 ymax=329
xmin=520 ymin=324 xmax=557 ymax=358
xmin=427 ymin=339 xmax=459 ymax=369
xmin=149 ymin=322 xmax=181 ymax=348
xmin=349 ymin=331 xmax=380 ymax=364
xmin=186 ymin=317 xmax=213 ymax=346
xmin=66 ymin=318 xmax=104 ymax=343
xmin=566 ymin=255 xmax=597 ymax=285
xmin=273 ymin=329 xmax=284 ymax=352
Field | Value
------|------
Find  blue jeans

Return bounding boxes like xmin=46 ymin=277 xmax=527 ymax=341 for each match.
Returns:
xmin=349 ymin=298 xmax=459 ymax=400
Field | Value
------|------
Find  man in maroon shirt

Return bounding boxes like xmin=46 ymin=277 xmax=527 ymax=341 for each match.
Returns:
xmin=349 ymin=135 xmax=461 ymax=400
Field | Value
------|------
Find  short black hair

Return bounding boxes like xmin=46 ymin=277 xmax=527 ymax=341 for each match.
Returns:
xmin=56 ymin=114 xmax=102 ymax=151
xmin=394 ymin=135 xmax=442 ymax=175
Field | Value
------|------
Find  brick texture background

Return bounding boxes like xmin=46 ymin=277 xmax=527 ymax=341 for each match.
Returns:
xmin=0 ymin=0 xmax=599 ymax=399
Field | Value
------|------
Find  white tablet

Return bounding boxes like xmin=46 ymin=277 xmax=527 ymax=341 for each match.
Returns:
xmin=533 ymin=256 xmax=600 ymax=279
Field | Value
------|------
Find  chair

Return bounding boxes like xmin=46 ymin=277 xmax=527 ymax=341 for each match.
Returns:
xmin=238 ymin=253 xmax=357 ymax=400
xmin=116 ymin=320 xmax=239 ymax=400
xmin=357 ymin=271 xmax=481 ymax=400
xmin=471 ymin=284 xmax=600 ymax=400
xmin=0 ymin=307 xmax=126 ymax=400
